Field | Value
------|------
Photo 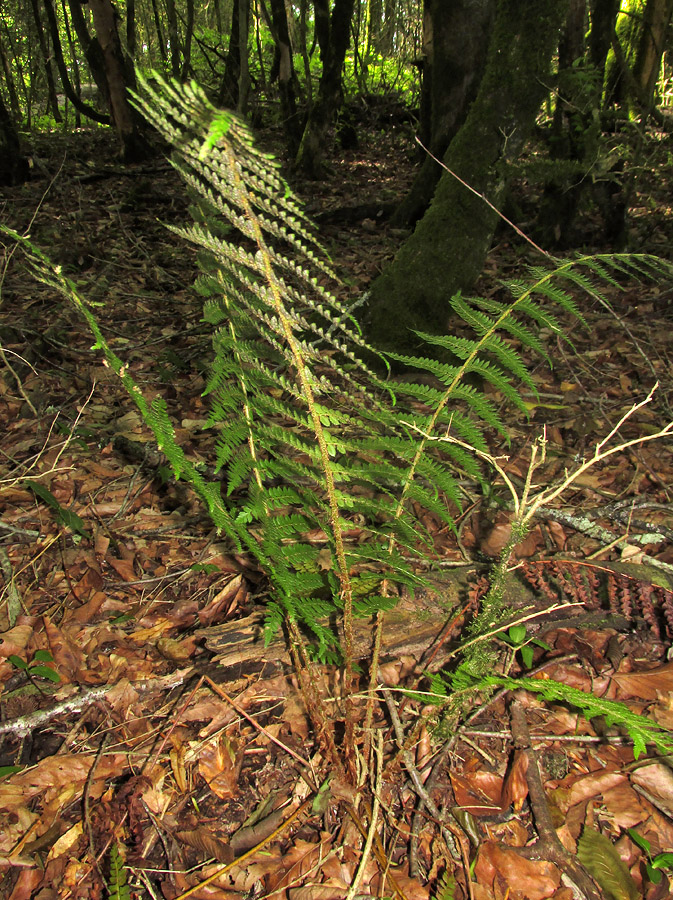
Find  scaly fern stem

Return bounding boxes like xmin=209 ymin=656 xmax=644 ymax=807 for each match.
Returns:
xmin=224 ymin=144 xmax=357 ymax=701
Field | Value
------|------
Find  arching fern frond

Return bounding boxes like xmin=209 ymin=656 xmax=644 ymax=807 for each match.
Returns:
xmin=6 ymin=73 xmax=673 ymax=677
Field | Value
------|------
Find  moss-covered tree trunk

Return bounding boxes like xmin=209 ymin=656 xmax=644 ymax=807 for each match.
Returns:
xmin=365 ymin=0 xmax=567 ymax=353
xmin=392 ymin=0 xmax=495 ymax=228
xmin=632 ymin=0 xmax=673 ymax=105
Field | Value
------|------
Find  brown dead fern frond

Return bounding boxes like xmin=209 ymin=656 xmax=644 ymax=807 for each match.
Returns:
xmin=519 ymin=559 xmax=673 ymax=639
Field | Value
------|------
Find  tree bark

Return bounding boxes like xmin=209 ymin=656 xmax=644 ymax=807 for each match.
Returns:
xmin=365 ymin=0 xmax=568 ymax=354
xmin=218 ymin=0 xmax=243 ymax=107
xmin=0 ymin=32 xmax=21 ymax=120
xmin=294 ymin=0 xmax=356 ymax=177
xmin=88 ymin=0 xmax=151 ymax=160
xmin=268 ymin=0 xmax=303 ymax=154
xmin=42 ymin=0 xmax=110 ymax=124
xmin=29 ymin=0 xmax=62 ymax=121
xmin=126 ymin=0 xmax=137 ymax=58
xmin=165 ymin=0 xmax=181 ymax=76
xmin=237 ymin=0 xmax=251 ymax=115
xmin=588 ymin=0 xmax=619 ymax=84
xmin=149 ymin=0 xmax=167 ymax=62
xmin=0 ymin=93 xmax=28 ymax=186
xmin=180 ymin=0 xmax=195 ymax=79
xmin=632 ymin=0 xmax=673 ymax=105
xmin=392 ymin=0 xmax=495 ymax=227
xmin=536 ymin=0 xmax=627 ymax=248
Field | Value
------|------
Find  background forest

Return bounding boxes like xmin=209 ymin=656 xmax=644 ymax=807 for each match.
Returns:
xmin=1 ymin=2 xmax=673 ymax=900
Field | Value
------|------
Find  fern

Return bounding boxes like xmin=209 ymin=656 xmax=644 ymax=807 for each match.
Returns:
xmin=432 ymin=871 xmax=456 ymax=900
xmin=485 ymin=675 xmax=673 ymax=759
xmin=420 ymin=668 xmax=673 ymax=761
xmin=107 ymin=843 xmax=131 ymax=900
xmin=5 ymin=72 xmax=673 ymax=670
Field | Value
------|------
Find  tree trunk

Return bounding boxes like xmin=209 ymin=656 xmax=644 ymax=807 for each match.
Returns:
xmin=536 ymin=0 xmax=597 ymax=247
xmin=268 ymin=0 xmax=303 ymax=154
xmin=0 ymin=32 xmax=21 ymax=120
xmin=43 ymin=0 xmax=110 ymax=124
xmin=218 ymin=0 xmax=243 ymax=107
xmin=588 ymin=0 xmax=619 ymax=85
xmin=392 ymin=0 xmax=495 ymax=227
xmin=237 ymin=0 xmax=251 ymax=115
xmin=536 ymin=0 xmax=626 ymax=248
xmin=165 ymin=0 xmax=181 ymax=77
xmin=149 ymin=0 xmax=168 ymax=62
xmin=127 ymin=0 xmax=137 ymax=58
xmin=29 ymin=0 xmax=62 ymax=121
xmin=60 ymin=0 xmax=82 ymax=127
xmin=365 ymin=0 xmax=568 ymax=354
xmin=0 ymin=93 xmax=28 ymax=186
xmin=294 ymin=0 xmax=356 ymax=177
xmin=88 ymin=0 xmax=151 ymax=161
xmin=380 ymin=0 xmax=396 ymax=55
xmin=298 ymin=0 xmax=313 ymax=105
xmin=632 ymin=0 xmax=673 ymax=104
xmin=180 ymin=0 xmax=195 ymax=79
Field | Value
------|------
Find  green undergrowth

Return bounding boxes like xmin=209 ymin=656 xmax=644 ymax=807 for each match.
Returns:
xmin=4 ymin=74 xmax=673 ymax=753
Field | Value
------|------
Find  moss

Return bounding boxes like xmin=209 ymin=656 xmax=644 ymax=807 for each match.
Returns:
xmin=365 ymin=0 xmax=569 ymax=353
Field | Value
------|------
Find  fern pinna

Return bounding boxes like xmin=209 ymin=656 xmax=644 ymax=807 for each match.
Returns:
xmin=6 ymin=73 xmax=673 ymax=667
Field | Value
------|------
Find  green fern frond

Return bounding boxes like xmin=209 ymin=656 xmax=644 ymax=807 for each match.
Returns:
xmin=9 ymin=73 xmax=673 ymax=668
xmin=107 ymin=843 xmax=131 ymax=900
xmin=486 ymin=675 xmax=673 ymax=759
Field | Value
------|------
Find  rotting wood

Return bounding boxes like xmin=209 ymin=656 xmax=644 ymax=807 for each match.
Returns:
xmin=197 ymin=560 xmax=667 ymax=681
xmin=196 ymin=572 xmax=473 ymax=680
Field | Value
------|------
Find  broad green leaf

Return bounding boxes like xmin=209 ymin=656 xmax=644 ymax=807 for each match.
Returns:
xmin=626 ymin=828 xmax=651 ymax=855
xmin=25 ymin=480 xmax=90 ymax=539
xmin=8 ymin=655 xmax=28 ymax=670
xmin=520 ymin=645 xmax=534 ymax=668
xmin=577 ymin=827 xmax=639 ymax=900
xmin=30 ymin=665 xmax=61 ymax=683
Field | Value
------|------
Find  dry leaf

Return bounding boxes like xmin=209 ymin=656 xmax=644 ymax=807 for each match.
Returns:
xmin=474 ymin=842 xmax=560 ymax=899
xmin=613 ymin=661 xmax=673 ymax=700
xmin=631 ymin=762 xmax=673 ymax=817
xmin=500 ymin=750 xmax=529 ymax=812
xmin=175 ymin=828 xmax=234 ymax=863
xmin=198 ymin=732 xmax=242 ymax=799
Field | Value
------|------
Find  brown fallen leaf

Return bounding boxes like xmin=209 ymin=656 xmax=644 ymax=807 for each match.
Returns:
xmin=474 ymin=842 xmax=560 ymax=900
xmin=198 ymin=732 xmax=243 ymax=799
xmin=613 ymin=661 xmax=673 ymax=701
xmin=631 ymin=762 xmax=673 ymax=818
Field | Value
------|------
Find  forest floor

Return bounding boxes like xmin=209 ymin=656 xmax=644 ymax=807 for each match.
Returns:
xmin=1 ymin=111 xmax=673 ymax=900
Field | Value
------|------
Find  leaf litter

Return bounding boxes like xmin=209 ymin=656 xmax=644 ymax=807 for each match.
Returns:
xmin=0 ymin=123 xmax=672 ymax=899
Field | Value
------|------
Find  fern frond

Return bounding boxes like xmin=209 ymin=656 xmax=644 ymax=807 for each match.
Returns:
xmin=10 ymin=74 xmax=673 ymax=670
xmin=486 ymin=675 xmax=673 ymax=759
xmin=107 ymin=843 xmax=131 ymax=900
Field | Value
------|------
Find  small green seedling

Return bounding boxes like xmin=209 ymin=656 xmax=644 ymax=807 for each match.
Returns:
xmin=9 ymin=650 xmax=61 ymax=684
xmin=25 ymin=479 xmax=91 ymax=540
xmin=627 ymin=828 xmax=673 ymax=884
xmin=498 ymin=623 xmax=551 ymax=669
xmin=190 ymin=563 xmax=220 ymax=575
